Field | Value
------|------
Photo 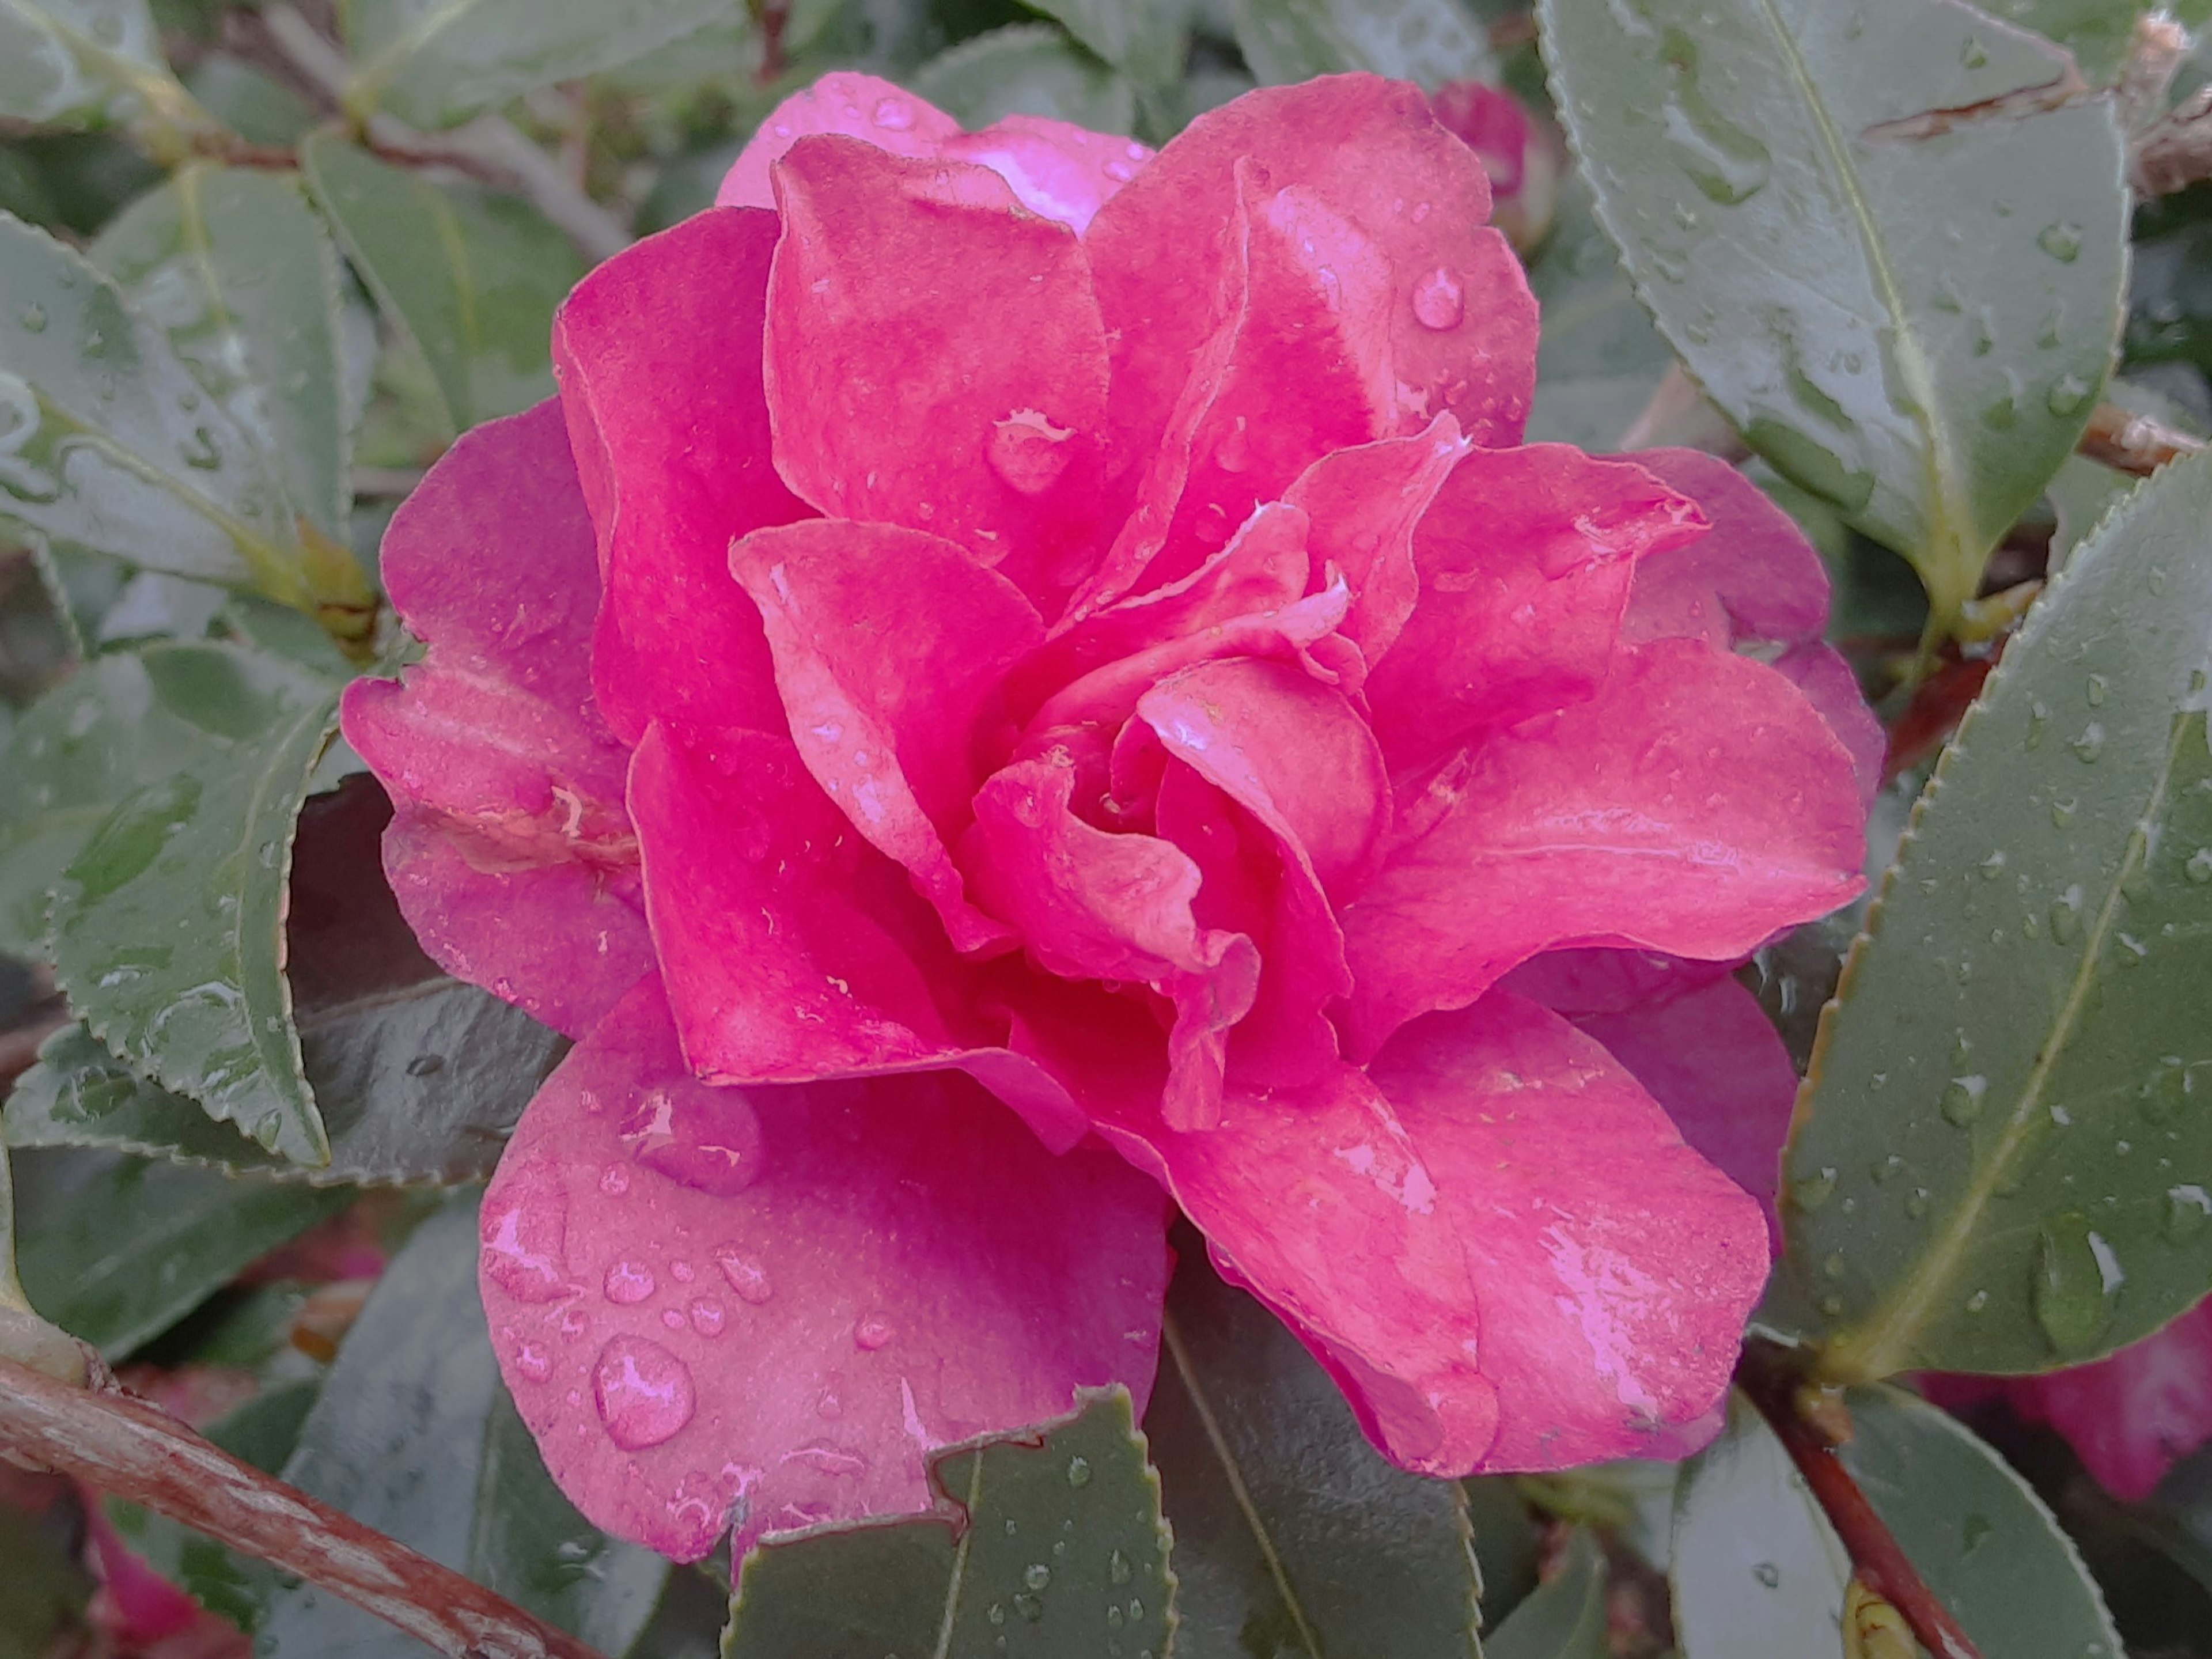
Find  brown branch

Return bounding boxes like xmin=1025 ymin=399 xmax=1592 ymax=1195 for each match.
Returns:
xmin=0 ymin=1355 xmax=608 ymax=1659
xmin=1737 ymin=1343 xmax=1984 ymax=1659
xmin=2077 ymin=400 xmax=2207 ymax=477
xmin=2131 ymin=85 xmax=2212 ymax=198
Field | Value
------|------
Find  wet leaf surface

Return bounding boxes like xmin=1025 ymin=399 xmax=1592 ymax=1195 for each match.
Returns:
xmin=1234 ymin=0 xmax=1494 ymax=88
xmin=724 ymin=1389 xmax=1174 ymax=1659
xmin=910 ymin=23 xmax=1138 ymax=132
xmin=1541 ymin=0 xmax=2130 ymax=624
xmin=1774 ymin=450 xmax=2212 ymax=1378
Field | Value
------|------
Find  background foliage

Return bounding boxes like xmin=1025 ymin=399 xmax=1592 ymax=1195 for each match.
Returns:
xmin=1 ymin=0 xmax=2210 ymax=1655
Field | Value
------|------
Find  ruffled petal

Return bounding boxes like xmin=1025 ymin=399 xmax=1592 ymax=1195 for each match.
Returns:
xmin=340 ymin=402 xmax=651 ymax=1038
xmin=968 ymin=754 xmax=1258 ymax=1131
xmin=1367 ymin=445 xmax=1707 ymax=774
xmin=732 ymin=520 xmax=1044 ymax=952
xmin=1341 ymin=639 xmax=1866 ymax=1056
xmin=1086 ymin=75 xmax=1535 ymax=490
xmin=763 ymin=138 xmax=1115 ymax=612
xmin=718 ymin=73 xmax=1149 ymax=234
xmin=553 ymin=209 xmax=810 ymax=746
xmin=480 ymin=977 xmax=1171 ymax=1559
xmin=1090 ymin=991 xmax=1766 ymax=1474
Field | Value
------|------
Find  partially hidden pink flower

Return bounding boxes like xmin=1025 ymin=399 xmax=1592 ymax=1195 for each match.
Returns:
xmin=1429 ymin=81 xmax=1563 ymax=253
xmin=341 ymin=71 xmax=1872 ymax=1559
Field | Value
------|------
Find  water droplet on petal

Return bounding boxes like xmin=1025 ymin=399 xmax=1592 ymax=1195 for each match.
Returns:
xmin=854 ymin=1313 xmax=894 ymax=1351
xmin=1411 ymin=267 xmax=1464 ymax=331
xmin=514 ymin=1340 xmax=552 ymax=1382
xmin=622 ymin=1080 xmax=762 ymax=1196
xmin=986 ymin=408 xmax=1075 ymax=497
xmin=480 ymin=1160 xmax=573 ymax=1302
xmin=604 ymin=1260 xmax=657 ymax=1304
xmin=592 ymin=1336 xmax=696 ymax=1449
xmin=714 ymin=1247 xmax=772 ymax=1304
xmin=689 ymin=1298 xmax=726 ymax=1338
xmin=873 ymin=97 xmax=914 ymax=131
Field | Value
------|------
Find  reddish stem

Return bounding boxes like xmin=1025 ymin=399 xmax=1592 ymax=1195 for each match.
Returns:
xmin=1737 ymin=1344 xmax=1985 ymax=1659
xmin=2077 ymin=400 xmax=2205 ymax=478
xmin=757 ymin=1 xmax=789 ymax=82
xmin=0 ymin=1357 xmax=607 ymax=1659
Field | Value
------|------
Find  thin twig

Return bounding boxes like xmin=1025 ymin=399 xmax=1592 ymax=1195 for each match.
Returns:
xmin=2077 ymin=400 xmax=2207 ymax=476
xmin=259 ymin=3 xmax=630 ymax=263
xmin=1736 ymin=1343 xmax=1984 ymax=1659
xmin=0 ymin=1355 xmax=608 ymax=1659
xmin=2131 ymin=84 xmax=2212 ymax=198
xmin=757 ymin=0 xmax=790 ymax=83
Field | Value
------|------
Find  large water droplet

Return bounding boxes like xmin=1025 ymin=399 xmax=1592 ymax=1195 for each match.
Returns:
xmin=2070 ymin=722 xmax=2105 ymax=763
xmin=622 ymin=1080 xmax=763 ymax=1196
xmin=986 ymin=409 xmax=1074 ymax=497
xmin=714 ymin=1246 xmax=772 ymax=1304
xmin=2047 ymin=374 xmax=2091 ymax=417
xmin=1024 ymin=1564 xmax=1052 ymax=1590
xmin=592 ymin=1336 xmax=696 ymax=1449
xmin=604 ymin=1260 xmax=657 ymax=1304
xmin=2034 ymin=1214 xmax=2119 ymax=1354
xmin=853 ymin=1313 xmax=895 ymax=1351
xmin=2050 ymin=884 xmax=2084 ymax=945
xmin=2164 ymin=1184 xmax=2211 ymax=1243
xmin=2037 ymin=221 xmax=2084 ymax=262
xmin=1411 ymin=267 xmax=1464 ymax=331
xmin=480 ymin=1160 xmax=573 ymax=1303
xmin=1941 ymin=1075 xmax=1989 ymax=1126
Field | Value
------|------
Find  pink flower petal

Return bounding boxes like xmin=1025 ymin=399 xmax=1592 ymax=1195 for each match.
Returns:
xmin=340 ymin=402 xmax=652 ymax=1038
xmin=719 ymin=74 xmax=1149 ymax=234
xmin=627 ymin=724 xmax=1092 ymax=1152
xmin=1086 ymin=75 xmax=1535 ymax=493
xmin=732 ymin=520 xmax=1044 ymax=953
xmin=1341 ymin=639 xmax=1866 ymax=1056
xmin=554 ymin=209 xmax=810 ymax=747
xmin=1775 ymin=642 xmax=1886 ymax=806
xmin=480 ymin=977 xmax=1171 ymax=1559
xmin=1950 ymin=1298 xmax=2212 ymax=1502
xmin=1539 ymin=968 xmax=1799 ymax=1251
xmin=967 ymin=754 xmax=1259 ymax=1131
xmin=1092 ymin=991 xmax=1766 ymax=1474
xmin=762 ymin=138 xmax=1114 ymax=611
xmin=1283 ymin=414 xmax=1467 ymax=666
xmin=1367 ymin=444 xmax=1708 ymax=775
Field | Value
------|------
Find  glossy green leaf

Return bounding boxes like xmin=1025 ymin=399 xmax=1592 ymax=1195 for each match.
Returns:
xmin=1146 ymin=1252 xmax=1482 ymax=1657
xmin=1540 ymin=0 xmax=2129 ymax=627
xmin=1018 ymin=0 xmax=1185 ymax=87
xmin=1483 ymin=1529 xmax=1607 ymax=1659
xmin=0 ymin=213 xmax=314 ymax=602
xmin=1233 ymin=0 xmax=1493 ymax=88
xmin=8 ymin=1146 xmax=351 ymax=1355
xmin=340 ymin=0 xmax=730 ymax=128
xmin=910 ymin=23 xmax=1137 ymax=133
xmin=1775 ymin=449 xmax=2212 ymax=1378
xmin=0 ymin=1 xmax=215 ymax=141
xmin=259 ymin=1196 xmax=668 ymax=1657
xmin=91 ymin=164 xmax=350 ymax=539
xmin=1671 ymin=1389 xmax=2122 ymax=1659
xmin=724 ymin=1388 xmax=1173 ymax=1659
xmin=1522 ymin=171 xmax=1675 ymax=450
xmin=300 ymin=132 xmax=581 ymax=435
xmin=1976 ymin=0 xmax=2212 ymax=84
xmin=50 ymin=641 xmax=340 ymax=1166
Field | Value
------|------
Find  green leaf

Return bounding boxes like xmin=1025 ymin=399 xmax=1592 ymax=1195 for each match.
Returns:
xmin=257 ymin=1196 xmax=668 ymax=1657
xmin=724 ymin=1389 xmax=1174 ymax=1659
xmin=8 ymin=1147 xmax=352 ymax=1355
xmin=1671 ymin=1389 xmax=2122 ymax=1659
xmin=90 ymin=164 xmax=351 ymax=539
xmin=910 ymin=23 xmax=1138 ymax=133
xmin=0 ymin=1144 xmax=24 ymax=1311
xmin=49 ymin=640 xmax=341 ymax=1166
xmin=1522 ymin=171 xmax=1675 ymax=450
xmin=1539 ymin=0 xmax=2130 ymax=627
xmin=1974 ymin=0 xmax=2210 ymax=84
xmin=1232 ymin=0 xmax=1493 ymax=90
xmin=300 ymin=133 xmax=582 ymax=434
xmin=0 ymin=1497 xmax=89 ymax=1659
xmin=0 ymin=1 xmax=216 ymax=143
xmin=0 ymin=212 xmax=316 ymax=603
xmin=1018 ymin=0 xmax=1186 ymax=88
xmin=182 ymin=55 xmax=317 ymax=147
xmin=1484 ymin=1529 xmax=1608 ymax=1659
xmin=1145 ymin=1252 xmax=1483 ymax=1657
xmin=1774 ymin=448 xmax=2212 ymax=1378
xmin=340 ymin=0 xmax=732 ymax=128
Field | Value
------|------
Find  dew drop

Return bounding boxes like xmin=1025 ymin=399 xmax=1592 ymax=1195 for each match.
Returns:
xmin=2050 ymin=885 xmax=2084 ymax=944
xmin=1109 ymin=1548 xmax=1132 ymax=1585
xmin=2139 ymin=1059 xmax=2197 ymax=1124
xmin=714 ymin=1247 xmax=772 ymax=1304
xmin=1941 ymin=1074 xmax=1989 ymax=1126
xmin=1967 ymin=1289 xmax=1989 ymax=1312
xmin=2047 ymin=374 xmax=2091 ymax=417
xmin=1753 ymin=1562 xmax=1781 ymax=1588
xmin=18 ymin=303 xmax=46 ymax=334
xmin=2164 ymin=1184 xmax=2211 ymax=1243
xmin=1014 ymin=1593 xmax=1044 ymax=1623
xmin=599 ymin=1162 xmax=630 ymax=1196
xmin=854 ymin=1313 xmax=895 ymax=1351
xmin=986 ymin=409 xmax=1075 ymax=497
xmin=604 ymin=1260 xmax=656 ymax=1304
xmin=1025 ymin=1564 xmax=1052 ymax=1591
xmin=591 ymin=1336 xmax=696 ymax=1449
xmin=2085 ymin=673 xmax=2108 ymax=707
xmin=1066 ymin=1456 xmax=1092 ymax=1488
xmin=2036 ymin=221 xmax=2084 ymax=262
xmin=480 ymin=1161 xmax=573 ymax=1302
xmin=689 ymin=1298 xmax=726 ymax=1338
xmin=2187 ymin=849 xmax=2212 ymax=884
xmin=404 ymin=1052 xmax=445 ymax=1077
xmin=1905 ymin=1187 xmax=1930 ymax=1220
xmin=514 ymin=1340 xmax=552 ymax=1382
xmin=1108 ymin=1607 xmax=1125 ymax=1630
xmin=621 ymin=1080 xmax=762 ymax=1196
xmin=2070 ymin=722 xmax=2105 ymax=763
xmin=2034 ymin=1214 xmax=2120 ymax=1354
xmin=1411 ymin=267 xmax=1464 ymax=331
xmin=872 ymin=97 xmax=914 ymax=131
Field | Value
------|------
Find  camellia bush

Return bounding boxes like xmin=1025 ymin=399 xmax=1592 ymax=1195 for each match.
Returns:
xmin=3 ymin=0 xmax=2212 ymax=1655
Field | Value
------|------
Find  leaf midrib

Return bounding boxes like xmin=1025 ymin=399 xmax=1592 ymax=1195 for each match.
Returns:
xmin=1744 ymin=0 xmax=1976 ymax=612
xmin=1828 ymin=707 xmax=2195 ymax=1380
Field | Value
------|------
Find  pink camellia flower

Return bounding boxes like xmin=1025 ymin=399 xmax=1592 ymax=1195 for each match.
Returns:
xmin=1429 ymin=81 xmax=1563 ymax=253
xmin=342 ymin=71 xmax=1876 ymax=1559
